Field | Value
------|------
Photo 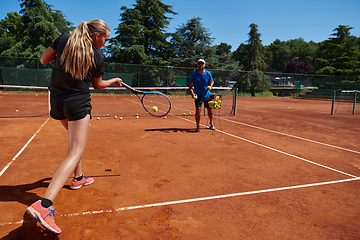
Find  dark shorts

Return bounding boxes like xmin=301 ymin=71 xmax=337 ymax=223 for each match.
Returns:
xmin=50 ymin=94 xmax=92 ymax=121
xmin=195 ymin=98 xmax=211 ymax=109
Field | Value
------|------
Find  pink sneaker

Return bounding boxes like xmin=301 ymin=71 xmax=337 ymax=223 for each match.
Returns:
xmin=70 ymin=175 xmax=94 ymax=190
xmin=26 ymin=200 xmax=61 ymax=234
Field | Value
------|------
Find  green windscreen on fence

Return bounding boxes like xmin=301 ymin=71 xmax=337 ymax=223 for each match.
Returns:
xmin=1 ymin=56 xmax=359 ymax=100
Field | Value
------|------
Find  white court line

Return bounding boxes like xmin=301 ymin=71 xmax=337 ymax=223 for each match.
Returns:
xmin=1 ymin=104 xmax=359 ymax=226
xmin=222 ymin=117 xmax=360 ymax=155
xmin=115 ymin=177 xmax=360 ymax=212
xmin=177 ymin=116 xmax=358 ymax=178
xmin=125 ymin=98 xmax=358 ymax=178
xmin=0 ymin=118 xmax=50 ymax=177
xmin=2 ymin=178 xmax=359 ymax=226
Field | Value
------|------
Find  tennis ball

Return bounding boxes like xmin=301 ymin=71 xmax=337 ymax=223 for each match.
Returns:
xmin=194 ymin=95 xmax=198 ymax=99
xmin=106 ymin=114 xmax=109 ymax=117
xmin=136 ymin=113 xmax=138 ymax=116
xmin=15 ymin=110 xmax=18 ymax=112
xmin=189 ymin=112 xmax=192 ymax=115
xmin=136 ymin=116 xmax=139 ymax=119
xmin=119 ymin=117 xmax=123 ymax=120
xmin=207 ymin=86 xmax=211 ymax=90
xmin=183 ymin=113 xmax=186 ymax=116
xmin=152 ymin=106 xmax=158 ymax=112
xmin=35 ymin=94 xmax=38 ymax=96
xmin=97 ymin=117 xmax=100 ymax=120
xmin=164 ymin=116 xmax=167 ymax=119
xmin=114 ymin=116 xmax=117 ymax=119
xmin=288 ymin=107 xmax=290 ymax=110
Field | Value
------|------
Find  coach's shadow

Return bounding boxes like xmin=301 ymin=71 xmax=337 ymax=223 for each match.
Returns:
xmin=1 ymin=212 xmax=59 ymax=240
xmin=145 ymin=127 xmax=196 ymax=133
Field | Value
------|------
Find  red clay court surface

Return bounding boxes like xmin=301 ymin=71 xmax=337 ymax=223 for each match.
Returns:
xmin=0 ymin=95 xmax=360 ymax=239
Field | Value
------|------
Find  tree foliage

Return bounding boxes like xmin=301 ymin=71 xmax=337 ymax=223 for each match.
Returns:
xmin=170 ymin=17 xmax=214 ymax=68
xmin=0 ymin=12 xmax=21 ymax=54
xmin=107 ymin=0 xmax=177 ymax=65
xmin=1 ymin=0 xmax=73 ymax=58
xmin=245 ymin=23 xmax=267 ymax=72
xmin=316 ymin=25 xmax=360 ymax=75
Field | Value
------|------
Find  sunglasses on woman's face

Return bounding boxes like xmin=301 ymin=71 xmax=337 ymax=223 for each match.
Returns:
xmin=197 ymin=62 xmax=204 ymax=65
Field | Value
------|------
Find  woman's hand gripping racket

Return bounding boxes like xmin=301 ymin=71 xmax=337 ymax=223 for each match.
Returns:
xmin=121 ymin=82 xmax=172 ymax=117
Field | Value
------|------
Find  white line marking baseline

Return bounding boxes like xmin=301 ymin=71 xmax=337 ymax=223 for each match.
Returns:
xmin=0 ymin=118 xmax=50 ymax=177
xmin=2 ymin=178 xmax=359 ymax=226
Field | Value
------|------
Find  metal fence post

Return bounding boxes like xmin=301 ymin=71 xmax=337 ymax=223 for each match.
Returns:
xmin=331 ymin=91 xmax=336 ymax=115
xmin=353 ymin=90 xmax=357 ymax=115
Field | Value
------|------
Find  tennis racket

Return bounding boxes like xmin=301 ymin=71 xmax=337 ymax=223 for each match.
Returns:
xmin=121 ymin=82 xmax=172 ymax=117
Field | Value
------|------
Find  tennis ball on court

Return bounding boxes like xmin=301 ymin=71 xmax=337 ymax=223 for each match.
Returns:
xmin=15 ymin=109 xmax=18 ymax=112
xmin=189 ymin=112 xmax=192 ymax=115
xmin=97 ymin=117 xmax=100 ymax=120
xmin=164 ymin=116 xmax=167 ymax=119
xmin=288 ymin=107 xmax=290 ymax=110
xmin=207 ymin=86 xmax=211 ymax=90
xmin=183 ymin=113 xmax=186 ymax=116
xmin=136 ymin=113 xmax=138 ymax=116
xmin=106 ymin=114 xmax=109 ymax=117
xmin=119 ymin=117 xmax=123 ymax=120
xmin=146 ymin=112 xmax=149 ymax=114
xmin=35 ymin=94 xmax=38 ymax=96
xmin=136 ymin=116 xmax=139 ymax=119
xmin=114 ymin=116 xmax=117 ymax=119
xmin=152 ymin=106 xmax=158 ymax=112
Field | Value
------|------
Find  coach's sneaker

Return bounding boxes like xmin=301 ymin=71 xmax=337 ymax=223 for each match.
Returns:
xmin=209 ymin=125 xmax=215 ymax=130
xmin=26 ymin=200 xmax=61 ymax=234
xmin=70 ymin=175 xmax=94 ymax=190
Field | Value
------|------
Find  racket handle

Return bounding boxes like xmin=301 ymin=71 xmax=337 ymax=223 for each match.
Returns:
xmin=121 ymin=82 xmax=132 ymax=90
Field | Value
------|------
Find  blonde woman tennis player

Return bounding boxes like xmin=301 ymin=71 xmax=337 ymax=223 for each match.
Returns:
xmin=26 ymin=19 xmax=122 ymax=234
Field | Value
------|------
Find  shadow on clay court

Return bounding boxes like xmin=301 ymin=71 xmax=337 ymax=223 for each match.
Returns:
xmin=0 ymin=212 xmax=59 ymax=240
xmin=145 ymin=127 xmax=197 ymax=133
xmin=0 ymin=175 xmax=121 ymax=207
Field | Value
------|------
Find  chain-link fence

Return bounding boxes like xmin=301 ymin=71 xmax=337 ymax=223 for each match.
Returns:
xmin=1 ymin=56 xmax=360 ymax=100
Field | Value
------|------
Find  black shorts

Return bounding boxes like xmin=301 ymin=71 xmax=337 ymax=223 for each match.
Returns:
xmin=50 ymin=94 xmax=92 ymax=121
xmin=195 ymin=98 xmax=211 ymax=108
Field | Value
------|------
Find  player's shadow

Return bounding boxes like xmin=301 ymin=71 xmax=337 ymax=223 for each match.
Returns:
xmin=0 ymin=175 xmax=121 ymax=206
xmin=145 ymin=127 xmax=196 ymax=133
xmin=0 ymin=177 xmax=53 ymax=207
xmin=0 ymin=174 xmax=120 ymax=239
xmin=0 ymin=212 xmax=60 ymax=240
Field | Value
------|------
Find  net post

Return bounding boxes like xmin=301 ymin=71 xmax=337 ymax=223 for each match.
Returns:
xmin=353 ymin=90 xmax=357 ymax=115
xmin=233 ymin=88 xmax=238 ymax=115
xmin=331 ymin=90 xmax=336 ymax=115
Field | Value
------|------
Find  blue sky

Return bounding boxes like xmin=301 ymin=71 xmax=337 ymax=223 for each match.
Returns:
xmin=1 ymin=0 xmax=360 ymax=51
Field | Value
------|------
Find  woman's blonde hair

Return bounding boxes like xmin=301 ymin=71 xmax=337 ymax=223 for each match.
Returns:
xmin=60 ymin=19 xmax=110 ymax=80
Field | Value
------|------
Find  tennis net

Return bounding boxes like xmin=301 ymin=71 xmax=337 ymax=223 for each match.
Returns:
xmin=0 ymin=85 xmax=236 ymax=118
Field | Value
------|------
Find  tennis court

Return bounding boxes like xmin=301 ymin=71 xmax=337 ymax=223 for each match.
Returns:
xmin=1 ymin=94 xmax=360 ymax=239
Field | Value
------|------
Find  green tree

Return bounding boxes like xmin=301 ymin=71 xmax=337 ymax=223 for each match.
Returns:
xmin=216 ymin=43 xmax=232 ymax=55
xmin=170 ymin=17 xmax=214 ymax=68
xmin=262 ymin=38 xmax=318 ymax=72
xmin=0 ymin=12 xmax=21 ymax=54
xmin=316 ymin=25 xmax=360 ymax=75
xmin=243 ymin=23 xmax=268 ymax=96
xmin=108 ymin=0 xmax=177 ymax=65
xmin=44 ymin=2 xmax=74 ymax=34
xmin=2 ymin=0 xmax=58 ymax=58
xmin=245 ymin=23 xmax=267 ymax=72
xmin=232 ymin=43 xmax=247 ymax=70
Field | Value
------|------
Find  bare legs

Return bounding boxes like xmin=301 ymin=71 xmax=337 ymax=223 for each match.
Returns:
xmin=195 ymin=107 xmax=214 ymax=130
xmin=43 ymin=115 xmax=90 ymax=202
